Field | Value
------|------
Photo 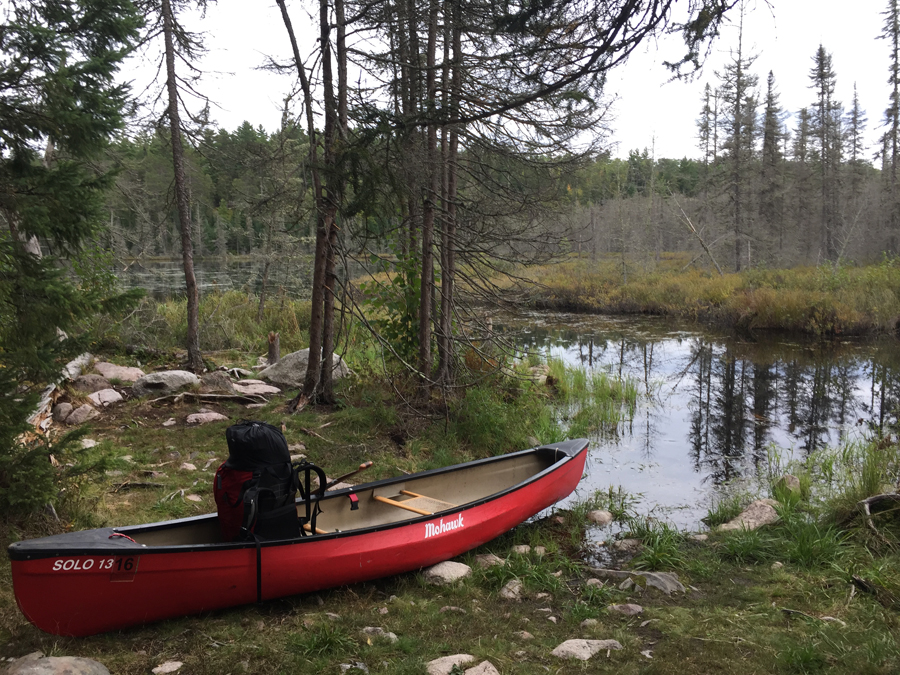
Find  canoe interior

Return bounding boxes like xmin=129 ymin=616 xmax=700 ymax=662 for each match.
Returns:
xmin=125 ymin=447 xmax=564 ymax=548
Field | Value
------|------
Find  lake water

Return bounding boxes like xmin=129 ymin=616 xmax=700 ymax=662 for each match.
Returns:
xmin=499 ymin=311 xmax=900 ymax=531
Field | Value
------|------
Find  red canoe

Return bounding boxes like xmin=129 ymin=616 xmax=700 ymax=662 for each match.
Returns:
xmin=8 ymin=439 xmax=588 ymax=637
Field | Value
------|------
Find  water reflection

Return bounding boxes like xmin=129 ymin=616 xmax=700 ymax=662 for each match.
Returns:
xmin=501 ymin=312 xmax=900 ymax=529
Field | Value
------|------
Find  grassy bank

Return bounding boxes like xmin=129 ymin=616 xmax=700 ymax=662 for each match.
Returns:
xmin=514 ymin=256 xmax=900 ymax=336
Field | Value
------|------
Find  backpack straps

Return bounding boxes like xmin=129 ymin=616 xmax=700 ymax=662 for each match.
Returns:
xmin=294 ymin=460 xmax=327 ymax=536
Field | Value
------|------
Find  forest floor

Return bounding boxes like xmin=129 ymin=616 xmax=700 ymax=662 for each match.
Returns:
xmin=2 ymin=343 xmax=899 ymax=675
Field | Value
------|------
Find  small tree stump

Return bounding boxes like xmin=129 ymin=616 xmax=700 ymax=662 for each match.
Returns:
xmin=267 ymin=331 xmax=280 ymax=365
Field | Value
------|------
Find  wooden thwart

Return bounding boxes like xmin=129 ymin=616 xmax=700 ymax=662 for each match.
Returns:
xmin=374 ymin=490 xmax=457 ymax=516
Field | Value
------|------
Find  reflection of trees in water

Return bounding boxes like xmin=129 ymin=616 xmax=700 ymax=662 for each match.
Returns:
xmin=499 ymin=315 xmax=900 ymax=485
xmin=861 ymin=355 xmax=900 ymax=434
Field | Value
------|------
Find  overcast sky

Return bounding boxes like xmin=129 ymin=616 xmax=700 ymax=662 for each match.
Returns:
xmin=130 ymin=1 xmax=891 ymax=162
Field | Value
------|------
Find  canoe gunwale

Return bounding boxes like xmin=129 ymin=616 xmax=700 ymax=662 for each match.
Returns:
xmin=8 ymin=440 xmax=588 ymax=561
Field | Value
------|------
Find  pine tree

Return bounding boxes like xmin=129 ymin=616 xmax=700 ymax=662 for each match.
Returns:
xmin=715 ymin=12 xmax=758 ymax=271
xmin=0 ymin=0 xmax=142 ymax=512
xmin=882 ymin=0 xmax=900 ymax=250
xmin=809 ymin=45 xmax=842 ymax=261
xmin=760 ymin=71 xmax=785 ymax=261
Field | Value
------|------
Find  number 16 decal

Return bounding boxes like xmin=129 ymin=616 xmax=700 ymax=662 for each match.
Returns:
xmin=110 ymin=556 xmax=139 ymax=582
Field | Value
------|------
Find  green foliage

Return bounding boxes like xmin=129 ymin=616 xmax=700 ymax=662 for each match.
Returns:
xmin=359 ymin=250 xmax=421 ymax=364
xmin=627 ymin=517 xmax=686 ymax=570
xmin=703 ymin=493 xmax=746 ymax=527
xmin=0 ymin=0 xmax=142 ymax=513
xmin=718 ymin=528 xmax=771 ymax=564
xmin=287 ymin=624 xmax=356 ymax=657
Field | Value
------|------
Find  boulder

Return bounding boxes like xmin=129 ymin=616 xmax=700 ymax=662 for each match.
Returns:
xmin=425 ymin=655 xmax=475 ymax=675
xmin=588 ymin=509 xmax=615 ymax=526
xmin=589 ymin=569 xmax=686 ymax=595
xmin=611 ymin=538 xmax=643 ymax=554
xmin=775 ymin=474 xmax=802 ymax=499
xmin=608 ymin=603 xmax=643 ymax=616
xmin=87 ymin=388 xmax=123 ymax=407
xmin=472 ymin=553 xmax=504 ymax=569
xmin=500 ymin=579 xmax=524 ymax=600
xmin=551 ymin=639 xmax=622 ymax=660
xmin=232 ymin=381 xmax=281 ymax=396
xmin=52 ymin=402 xmax=73 ymax=423
xmin=718 ymin=498 xmax=779 ymax=531
xmin=258 ymin=349 xmax=349 ymax=388
xmin=5 ymin=655 xmax=110 ymax=675
xmin=132 ymin=370 xmax=200 ymax=398
xmin=423 ymin=560 xmax=471 ymax=585
xmin=65 ymin=404 xmax=99 ymax=426
xmin=361 ymin=627 xmax=398 ymax=644
xmin=93 ymin=362 xmax=145 ymax=383
xmin=186 ymin=412 xmax=229 ymax=425
xmin=199 ymin=371 xmax=237 ymax=394
xmin=72 ymin=374 xmax=111 ymax=393
xmin=465 ymin=662 xmax=500 ymax=675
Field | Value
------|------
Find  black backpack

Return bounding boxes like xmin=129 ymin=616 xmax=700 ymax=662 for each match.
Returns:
xmin=215 ymin=420 xmax=300 ymax=541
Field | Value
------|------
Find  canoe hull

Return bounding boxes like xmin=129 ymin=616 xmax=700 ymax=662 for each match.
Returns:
xmin=10 ymin=440 xmax=588 ymax=636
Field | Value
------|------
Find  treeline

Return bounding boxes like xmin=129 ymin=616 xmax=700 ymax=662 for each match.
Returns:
xmin=562 ymin=9 xmax=900 ymax=272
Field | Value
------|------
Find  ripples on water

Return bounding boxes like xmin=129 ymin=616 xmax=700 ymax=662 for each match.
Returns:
xmin=501 ymin=312 xmax=900 ymax=531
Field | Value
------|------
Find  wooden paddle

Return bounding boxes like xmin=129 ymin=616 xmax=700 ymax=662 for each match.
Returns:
xmin=325 ymin=461 xmax=373 ymax=490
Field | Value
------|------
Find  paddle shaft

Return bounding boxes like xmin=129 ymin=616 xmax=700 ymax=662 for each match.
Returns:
xmin=325 ymin=461 xmax=373 ymax=490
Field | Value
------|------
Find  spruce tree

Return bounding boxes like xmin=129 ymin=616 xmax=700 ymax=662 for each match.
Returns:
xmin=0 ymin=0 xmax=141 ymax=512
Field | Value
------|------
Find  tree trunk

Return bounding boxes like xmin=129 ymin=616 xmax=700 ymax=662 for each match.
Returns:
xmin=162 ymin=0 xmax=202 ymax=372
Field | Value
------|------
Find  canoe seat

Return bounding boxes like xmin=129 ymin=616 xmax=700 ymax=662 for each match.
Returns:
xmin=373 ymin=490 xmax=456 ymax=516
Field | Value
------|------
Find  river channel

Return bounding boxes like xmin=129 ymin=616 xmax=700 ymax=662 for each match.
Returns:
xmin=497 ymin=312 xmax=900 ymax=531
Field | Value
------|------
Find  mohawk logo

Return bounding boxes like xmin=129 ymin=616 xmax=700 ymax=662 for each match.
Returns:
xmin=424 ymin=514 xmax=464 ymax=539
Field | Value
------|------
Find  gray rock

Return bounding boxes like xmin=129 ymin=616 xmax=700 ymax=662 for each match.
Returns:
xmin=589 ymin=569 xmax=686 ymax=595
xmin=361 ymin=627 xmax=398 ymax=643
xmin=464 ymin=662 xmax=500 ymax=675
xmin=611 ymin=538 xmax=643 ymax=553
xmin=338 ymin=663 xmax=368 ymax=674
xmin=200 ymin=371 xmax=237 ymax=394
xmin=423 ymin=561 xmax=471 ymax=585
xmin=88 ymin=388 xmax=123 ymax=407
xmin=227 ymin=367 xmax=254 ymax=379
xmin=5 ymin=655 xmax=110 ymax=675
xmin=500 ymin=579 xmax=524 ymax=600
xmin=425 ymin=655 xmax=475 ymax=675
xmin=689 ymin=533 xmax=709 ymax=542
xmin=528 ymin=365 xmax=550 ymax=384
xmin=718 ymin=498 xmax=779 ymax=531
xmin=232 ymin=381 xmax=282 ymax=396
xmin=551 ymin=639 xmax=622 ymax=660
xmin=52 ymin=402 xmax=73 ymax=423
xmin=93 ymin=362 xmax=145 ymax=383
xmin=514 ymin=630 xmax=534 ymax=639
xmin=580 ymin=618 xmax=599 ymax=628
xmin=775 ymin=474 xmax=802 ymax=498
xmin=608 ymin=603 xmax=643 ymax=616
xmin=162 ymin=418 xmax=177 ymax=427
xmin=472 ymin=553 xmax=504 ymax=568
xmin=72 ymin=374 xmax=111 ymax=393
xmin=588 ymin=509 xmax=615 ymax=526
xmin=511 ymin=544 xmax=531 ymax=555
xmin=439 ymin=605 xmax=467 ymax=614
xmin=186 ymin=411 xmax=229 ymax=425
xmin=65 ymin=404 xmax=98 ymax=426
xmin=132 ymin=370 xmax=200 ymax=398
xmin=151 ymin=662 xmax=183 ymax=675
xmin=258 ymin=348 xmax=350 ymax=388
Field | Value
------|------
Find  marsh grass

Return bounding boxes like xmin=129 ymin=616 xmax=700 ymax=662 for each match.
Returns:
xmin=514 ymin=257 xmax=900 ymax=335
xmin=547 ymin=358 xmax=638 ymax=438
xmin=626 ymin=517 xmax=686 ymax=570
